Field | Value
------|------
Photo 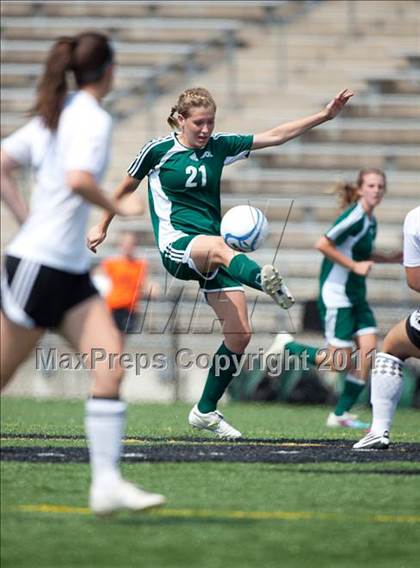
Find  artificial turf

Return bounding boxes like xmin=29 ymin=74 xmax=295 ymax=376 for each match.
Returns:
xmin=1 ymin=398 xmax=419 ymax=568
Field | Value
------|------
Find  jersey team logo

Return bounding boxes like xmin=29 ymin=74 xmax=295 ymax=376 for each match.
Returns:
xmin=190 ymin=151 xmax=213 ymax=162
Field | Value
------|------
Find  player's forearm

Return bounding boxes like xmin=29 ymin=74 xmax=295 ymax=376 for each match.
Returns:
xmin=67 ymin=172 xmax=119 ymax=215
xmin=99 ymin=175 xmax=140 ymax=230
xmin=371 ymin=250 xmax=402 ymax=263
xmin=0 ymin=171 xmax=29 ymax=224
xmin=315 ymin=238 xmax=356 ymax=271
xmin=271 ymin=110 xmax=328 ymax=144
xmin=253 ymin=110 xmax=328 ymax=149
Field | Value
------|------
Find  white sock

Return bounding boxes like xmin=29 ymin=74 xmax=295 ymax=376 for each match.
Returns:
xmin=370 ymin=352 xmax=404 ymax=435
xmin=345 ymin=373 xmax=365 ymax=386
xmin=85 ymin=398 xmax=127 ymax=487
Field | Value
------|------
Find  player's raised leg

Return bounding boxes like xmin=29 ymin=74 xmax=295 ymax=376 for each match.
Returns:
xmin=190 ymin=235 xmax=294 ymax=309
xmin=60 ymin=296 xmax=165 ymax=514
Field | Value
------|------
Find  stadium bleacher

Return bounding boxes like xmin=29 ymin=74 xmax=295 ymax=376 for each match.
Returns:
xmin=1 ymin=0 xmax=419 ymax=399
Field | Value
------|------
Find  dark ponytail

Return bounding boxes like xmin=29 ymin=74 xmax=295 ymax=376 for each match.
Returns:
xmin=31 ymin=32 xmax=113 ymax=131
xmin=31 ymin=37 xmax=76 ymax=131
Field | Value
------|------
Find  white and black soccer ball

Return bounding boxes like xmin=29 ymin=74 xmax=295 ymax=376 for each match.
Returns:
xmin=220 ymin=205 xmax=268 ymax=253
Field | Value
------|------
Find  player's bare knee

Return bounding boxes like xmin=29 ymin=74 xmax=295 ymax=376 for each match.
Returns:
xmin=227 ymin=330 xmax=251 ymax=353
xmin=211 ymin=237 xmax=232 ymax=265
xmin=328 ymin=348 xmax=353 ymax=372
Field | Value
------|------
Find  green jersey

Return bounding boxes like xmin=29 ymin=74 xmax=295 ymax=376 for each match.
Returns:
xmin=127 ymin=132 xmax=253 ymax=252
xmin=319 ymin=201 xmax=377 ymax=307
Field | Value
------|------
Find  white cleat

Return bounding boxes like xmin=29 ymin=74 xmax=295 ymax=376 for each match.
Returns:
xmin=353 ymin=430 xmax=390 ymax=450
xmin=261 ymin=265 xmax=295 ymax=310
xmin=188 ymin=404 xmax=242 ymax=440
xmin=90 ymin=478 xmax=166 ymax=516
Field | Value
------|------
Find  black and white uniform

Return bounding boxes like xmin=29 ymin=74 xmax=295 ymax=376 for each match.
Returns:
xmin=403 ymin=206 xmax=420 ymax=348
xmin=1 ymin=90 xmax=112 ymax=328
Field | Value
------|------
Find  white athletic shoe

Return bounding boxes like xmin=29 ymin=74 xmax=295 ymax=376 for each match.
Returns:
xmin=326 ymin=412 xmax=370 ymax=429
xmin=90 ymin=478 xmax=166 ymax=516
xmin=188 ymin=404 xmax=242 ymax=439
xmin=261 ymin=265 xmax=295 ymax=310
xmin=353 ymin=430 xmax=390 ymax=450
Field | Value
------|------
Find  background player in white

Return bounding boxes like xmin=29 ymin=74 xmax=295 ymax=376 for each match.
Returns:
xmin=354 ymin=206 xmax=420 ymax=449
xmin=0 ymin=32 xmax=165 ymax=514
xmin=88 ymin=86 xmax=353 ymax=439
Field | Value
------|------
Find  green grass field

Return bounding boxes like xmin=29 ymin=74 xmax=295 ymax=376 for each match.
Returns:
xmin=1 ymin=398 xmax=419 ymax=568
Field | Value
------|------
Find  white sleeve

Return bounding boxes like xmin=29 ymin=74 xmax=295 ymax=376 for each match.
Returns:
xmin=0 ymin=119 xmax=40 ymax=167
xmin=64 ymin=113 xmax=112 ymax=178
xmin=403 ymin=207 xmax=420 ymax=267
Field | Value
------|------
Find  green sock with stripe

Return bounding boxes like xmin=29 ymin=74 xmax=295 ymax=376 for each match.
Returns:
xmin=334 ymin=374 xmax=366 ymax=416
xmin=228 ymin=254 xmax=262 ymax=291
xmin=284 ymin=340 xmax=318 ymax=366
xmin=198 ymin=343 xmax=244 ymax=413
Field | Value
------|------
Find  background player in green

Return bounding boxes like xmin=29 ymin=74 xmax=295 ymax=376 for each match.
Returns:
xmin=88 ymin=86 xmax=353 ymax=438
xmin=271 ymin=169 xmax=403 ymax=428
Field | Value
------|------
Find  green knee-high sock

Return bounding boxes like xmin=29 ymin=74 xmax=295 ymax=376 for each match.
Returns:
xmin=334 ymin=374 xmax=366 ymax=416
xmin=228 ymin=254 xmax=262 ymax=291
xmin=284 ymin=340 xmax=318 ymax=366
xmin=198 ymin=343 xmax=244 ymax=413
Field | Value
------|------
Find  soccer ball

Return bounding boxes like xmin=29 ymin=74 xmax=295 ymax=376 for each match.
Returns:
xmin=220 ymin=205 xmax=268 ymax=253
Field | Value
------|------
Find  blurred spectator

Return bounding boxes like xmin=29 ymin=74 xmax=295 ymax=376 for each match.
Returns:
xmin=97 ymin=231 xmax=159 ymax=332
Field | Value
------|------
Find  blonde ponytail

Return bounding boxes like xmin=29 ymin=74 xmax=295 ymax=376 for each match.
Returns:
xmin=332 ymin=168 xmax=386 ymax=210
xmin=333 ymin=182 xmax=359 ymax=210
xmin=167 ymin=105 xmax=180 ymax=130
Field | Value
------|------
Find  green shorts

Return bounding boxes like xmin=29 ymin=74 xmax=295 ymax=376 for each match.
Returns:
xmin=317 ymin=299 xmax=377 ymax=347
xmin=161 ymin=236 xmax=244 ymax=294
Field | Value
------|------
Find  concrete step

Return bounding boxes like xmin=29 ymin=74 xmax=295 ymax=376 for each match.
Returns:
xmin=35 ymin=1 xmax=297 ymax=22
xmin=362 ymin=71 xmax=420 ymax=95
xmin=302 ymin=119 xmax=420 ymax=144
xmin=222 ymin=168 xmax=419 ymax=197
xmin=247 ymin=142 xmax=420 ymax=171
xmin=1 ymin=16 xmax=240 ymax=43
xmin=342 ymin=96 xmax=420 ymax=119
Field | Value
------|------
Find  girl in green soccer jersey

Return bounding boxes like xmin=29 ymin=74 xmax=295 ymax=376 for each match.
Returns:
xmin=272 ymin=169 xmax=403 ymax=428
xmin=88 ymin=86 xmax=353 ymax=438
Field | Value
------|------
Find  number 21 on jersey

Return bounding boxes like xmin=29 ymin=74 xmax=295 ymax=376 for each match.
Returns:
xmin=185 ymin=165 xmax=207 ymax=188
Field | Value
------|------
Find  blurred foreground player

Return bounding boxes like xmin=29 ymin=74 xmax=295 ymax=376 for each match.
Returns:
xmin=0 ymin=32 xmax=165 ymax=514
xmin=354 ymin=206 xmax=420 ymax=449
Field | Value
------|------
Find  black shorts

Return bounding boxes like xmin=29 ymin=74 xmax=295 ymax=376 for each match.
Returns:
xmin=406 ymin=309 xmax=420 ymax=349
xmin=1 ymin=255 xmax=98 ymax=329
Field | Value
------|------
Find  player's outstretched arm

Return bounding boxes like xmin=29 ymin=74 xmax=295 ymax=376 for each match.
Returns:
xmin=87 ymin=174 xmax=142 ymax=253
xmin=251 ymin=89 xmax=353 ymax=150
